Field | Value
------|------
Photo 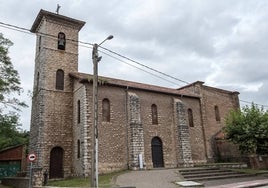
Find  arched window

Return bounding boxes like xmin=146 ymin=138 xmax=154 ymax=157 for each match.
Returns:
xmin=102 ymin=98 xmax=110 ymax=122
xmin=58 ymin=32 xmax=66 ymax=50
xmin=38 ymin=35 xmax=42 ymax=52
xmin=77 ymin=140 xmax=80 ymax=159
xmin=77 ymin=100 xmax=81 ymax=124
xmin=151 ymin=104 xmax=158 ymax=125
xmin=56 ymin=69 xmax=64 ymax=90
xmin=188 ymin=108 xmax=194 ymax=127
xmin=215 ymin=105 xmax=220 ymax=122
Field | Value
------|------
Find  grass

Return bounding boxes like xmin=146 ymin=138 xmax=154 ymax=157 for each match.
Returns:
xmin=230 ymin=168 xmax=268 ymax=175
xmin=47 ymin=170 xmax=127 ymax=187
xmin=0 ymin=185 xmax=11 ymax=188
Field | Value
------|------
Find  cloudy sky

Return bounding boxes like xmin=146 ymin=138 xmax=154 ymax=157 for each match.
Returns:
xmin=1 ymin=0 xmax=268 ymax=130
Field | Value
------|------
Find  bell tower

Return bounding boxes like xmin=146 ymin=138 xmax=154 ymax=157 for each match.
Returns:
xmin=29 ymin=9 xmax=85 ymax=180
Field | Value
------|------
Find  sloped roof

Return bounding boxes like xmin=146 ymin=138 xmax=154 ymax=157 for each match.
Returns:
xmin=69 ymin=72 xmax=200 ymax=98
xmin=178 ymin=80 xmax=240 ymax=95
xmin=0 ymin=144 xmax=25 ymax=153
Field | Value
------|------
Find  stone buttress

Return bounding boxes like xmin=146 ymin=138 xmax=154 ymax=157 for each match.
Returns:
xmin=127 ymin=92 xmax=145 ymax=169
xmin=174 ymin=99 xmax=194 ymax=167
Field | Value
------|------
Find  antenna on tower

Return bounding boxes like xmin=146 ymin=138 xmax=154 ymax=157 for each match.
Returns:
xmin=56 ymin=4 xmax=61 ymax=14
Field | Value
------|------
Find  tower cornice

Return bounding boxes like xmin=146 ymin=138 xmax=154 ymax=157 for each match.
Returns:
xmin=30 ymin=9 xmax=85 ymax=33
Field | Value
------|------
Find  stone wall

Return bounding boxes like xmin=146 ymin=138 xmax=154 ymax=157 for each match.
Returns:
xmin=215 ymin=139 xmax=241 ymax=162
xmin=178 ymin=82 xmax=240 ymax=162
xmin=29 ymin=10 xmax=83 ymax=182
xmin=138 ymin=91 xmax=177 ymax=168
xmin=2 ymin=177 xmax=29 ymax=188
xmin=78 ymin=84 xmax=208 ymax=172
xmin=89 ymin=85 xmax=129 ymax=174
xmin=201 ymin=86 xmax=239 ymax=161
xmin=73 ymin=82 xmax=89 ymax=176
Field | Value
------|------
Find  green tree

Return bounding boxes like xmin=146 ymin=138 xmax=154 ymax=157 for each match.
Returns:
xmin=0 ymin=33 xmax=27 ymax=110
xmin=224 ymin=103 xmax=268 ymax=154
xmin=0 ymin=33 xmax=28 ymax=150
xmin=0 ymin=113 xmax=29 ymax=150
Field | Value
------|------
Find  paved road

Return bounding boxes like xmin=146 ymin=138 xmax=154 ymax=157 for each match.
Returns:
xmin=201 ymin=175 xmax=268 ymax=187
xmin=115 ymin=168 xmax=268 ymax=188
xmin=115 ymin=169 xmax=182 ymax=188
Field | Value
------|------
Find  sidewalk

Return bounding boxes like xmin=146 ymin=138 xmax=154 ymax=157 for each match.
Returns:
xmin=206 ymin=179 xmax=268 ymax=188
xmin=115 ymin=169 xmax=180 ymax=188
xmin=200 ymin=174 xmax=268 ymax=187
xmin=115 ymin=168 xmax=268 ymax=188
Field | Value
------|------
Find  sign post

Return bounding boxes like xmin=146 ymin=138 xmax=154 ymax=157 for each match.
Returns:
xmin=28 ymin=153 xmax=37 ymax=188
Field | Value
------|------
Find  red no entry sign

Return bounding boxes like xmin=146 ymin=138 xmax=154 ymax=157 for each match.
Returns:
xmin=28 ymin=153 xmax=37 ymax=162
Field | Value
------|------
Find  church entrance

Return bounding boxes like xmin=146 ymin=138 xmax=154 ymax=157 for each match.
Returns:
xmin=151 ymin=137 xmax=164 ymax=168
xmin=49 ymin=147 xmax=64 ymax=179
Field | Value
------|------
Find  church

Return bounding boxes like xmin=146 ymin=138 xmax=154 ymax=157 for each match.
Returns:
xmin=29 ymin=9 xmax=240 ymax=181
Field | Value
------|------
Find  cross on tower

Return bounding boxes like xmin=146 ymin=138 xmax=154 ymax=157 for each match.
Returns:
xmin=56 ymin=4 xmax=61 ymax=14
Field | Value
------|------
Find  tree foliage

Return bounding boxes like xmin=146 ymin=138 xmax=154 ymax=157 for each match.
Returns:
xmin=0 ymin=113 xmax=29 ymax=150
xmin=0 ymin=33 xmax=28 ymax=150
xmin=0 ymin=33 xmax=27 ymax=110
xmin=224 ymin=103 xmax=268 ymax=154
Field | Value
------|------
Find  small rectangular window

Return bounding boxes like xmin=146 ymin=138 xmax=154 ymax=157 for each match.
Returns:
xmin=188 ymin=108 xmax=194 ymax=127
xmin=77 ymin=100 xmax=81 ymax=124
xmin=56 ymin=69 xmax=64 ymax=90
xmin=152 ymin=104 xmax=158 ymax=125
xmin=215 ymin=105 xmax=221 ymax=122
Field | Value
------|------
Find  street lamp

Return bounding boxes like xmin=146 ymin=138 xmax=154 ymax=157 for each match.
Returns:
xmin=91 ymin=35 xmax=113 ymax=188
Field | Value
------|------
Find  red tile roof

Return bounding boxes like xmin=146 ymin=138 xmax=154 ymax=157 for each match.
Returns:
xmin=69 ymin=72 xmax=200 ymax=98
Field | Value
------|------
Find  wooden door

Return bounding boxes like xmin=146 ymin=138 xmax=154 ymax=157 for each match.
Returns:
xmin=49 ymin=147 xmax=63 ymax=179
xmin=151 ymin=137 xmax=164 ymax=168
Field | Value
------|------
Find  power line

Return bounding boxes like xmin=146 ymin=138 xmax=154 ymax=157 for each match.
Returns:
xmin=0 ymin=21 xmax=93 ymax=46
xmin=98 ymin=49 xmax=182 ymax=86
xmin=0 ymin=21 xmax=188 ymax=85
xmin=79 ymin=44 xmax=183 ymax=86
xmin=0 ymin=21 xmax=189 ymax=86
xmin=239 ymin=99 xmax=268 ymax=108
xmin=2 ymin=21 xmax=268 ymax=108
xmin=0 ymin=21 xmax=30 ymax=32
xmin=99 ymin=46 xmax=190 ymax=85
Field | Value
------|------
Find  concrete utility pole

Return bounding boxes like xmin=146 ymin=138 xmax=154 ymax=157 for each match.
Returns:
xmin=91 ymin=35 xmax=113 ymax=188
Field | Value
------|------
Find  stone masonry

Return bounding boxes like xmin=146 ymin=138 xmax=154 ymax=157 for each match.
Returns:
xmin=29 ymin=9 xmax=85 ymax=186
xmin=174 ymin=99 xmax=194 ymax=167
xmin=29 ymin=9 xmax=241 ymax=181
xmin=127 ymin=92 xmax=145 ymax=170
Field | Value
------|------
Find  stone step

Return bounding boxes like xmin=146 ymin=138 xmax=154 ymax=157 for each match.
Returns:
xmin=185 ymin=173 xmax=254 ymax=181
xmin=179 ymin=167 xmax=220 ymax=173
xmin=182 ymin=171 xmax=241 ymax=178
xmin=180 ymin=169 xmax=227 ymax=175
xmin=195 ymin=162 xmax=248 ymax=169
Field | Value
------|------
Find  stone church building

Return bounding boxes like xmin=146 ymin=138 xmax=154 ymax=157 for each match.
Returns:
xmin=29 ymin=9 xmax=240 ymax=180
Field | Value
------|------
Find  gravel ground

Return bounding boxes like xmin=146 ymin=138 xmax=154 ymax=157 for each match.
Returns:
xmin=115 ymin=169 xmax=182 ymax=188
xmin=115 ymin=169 xmax=268 ymax=188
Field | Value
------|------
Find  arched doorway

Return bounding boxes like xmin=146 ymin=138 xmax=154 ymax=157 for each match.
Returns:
xmin=49 ymin=147 xmax=64 ymax=179
xmin=151 ymin=137 xmax=164 ymax=168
